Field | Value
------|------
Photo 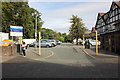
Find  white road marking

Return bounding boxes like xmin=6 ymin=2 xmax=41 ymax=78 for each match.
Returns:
xmin=44 ymin=50 xmax=54 ymax=59
xmin=54 ymin=46 xmax=72 ymax=48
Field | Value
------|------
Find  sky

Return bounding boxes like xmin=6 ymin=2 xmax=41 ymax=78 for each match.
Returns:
xmin=28 ymin=0 xmax=113 ymax=34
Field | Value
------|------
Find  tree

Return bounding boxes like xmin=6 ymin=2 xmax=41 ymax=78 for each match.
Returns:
xmin=40 ymin=28 xmax=70 ymax=42
xmin=2 ymin=2 xmax=43 ymax=39
xmin=69 ymin=15 xmax=86 ymax=45
xmin=64 ymin=34 xmax=71 ymax=42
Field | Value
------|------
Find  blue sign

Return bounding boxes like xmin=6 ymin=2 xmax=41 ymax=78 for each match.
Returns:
xmin=10 ymin=25 xmax=23 ymax=36
xmin=10 ymin=28 xmax=23 ymax=32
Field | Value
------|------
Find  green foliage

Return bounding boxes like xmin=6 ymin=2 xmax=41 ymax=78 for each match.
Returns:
xmin=64 ymin=34 xmax=71 ymax=42
xmin=69 ymin=15 xmax=87 ymax=44
xmin=2 ymin=2 xmax=43 ymax=39
xmin=59 ymin=37 xmax=64 ymax=42
xmin=40 ymin=28 xmax=71 ymax=42
xmin=2 ymin=2 xmax=76 ymax=43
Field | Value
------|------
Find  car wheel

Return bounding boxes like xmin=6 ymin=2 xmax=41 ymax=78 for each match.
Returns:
xmin=90 ymin=44 xmax=92 ymax=47
xmin=27 ymin=44 xmax=29 ymax=47
xmin=46 ymin=45 xmax=50 ymax=48
xmin=52 ymin=44 xmax=55 ymax=47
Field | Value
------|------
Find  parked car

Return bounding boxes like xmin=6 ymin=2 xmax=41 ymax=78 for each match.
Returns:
xmin=35 ymin=40 xmax=52 ymax=48
xmin=48 ymin=39 xmax=57 ymax=47
xmin=29 ymin=43 xmax=35 ymax=47
xmin=81 ymin=40 xmax=85 ymax=45
xmin=73 ymin=39 xmax=82 ymax=44
xmin=56 ymin=40 xmax=62 ymax=45
xmin=88 ymin=39 xmax=101 ymax=46
xmin=23 ymin=39 xmax=36 ymax=47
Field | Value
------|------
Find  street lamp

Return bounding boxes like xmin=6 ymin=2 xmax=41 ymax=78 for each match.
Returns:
xmin=32 ymin=12 xmax=41 ymax=48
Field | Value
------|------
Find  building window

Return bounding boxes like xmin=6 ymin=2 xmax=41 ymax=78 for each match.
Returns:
xmin=112 ymin=11 xmax=114 ymax=16
xmin=110 ymin=12 xmax=112 ymax=17
xmin=110 ymin=18 xmax=112 ymax=23
xmin=115 ymin=15 xmax=117 ymax=21
xmin=108 ymin=20 xmax=110 ymax=24
xmin=116 ymin=9 xmax=118 ymax=15
xmin=116 ymin=15 xmax=118 ymax=20
xmin=113 ymin=17 xmax=115 ymax=21
xmin=103 ymin=27 xmax=105 ymax=32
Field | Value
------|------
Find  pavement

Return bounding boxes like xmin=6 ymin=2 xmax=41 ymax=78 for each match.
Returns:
xmin=1 ymin=47 xmax=53 ymax=63
xmin=79 ymin=45 xmax=119 ymax=64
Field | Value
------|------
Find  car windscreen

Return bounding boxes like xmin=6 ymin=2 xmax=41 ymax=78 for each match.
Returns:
xmin=91 ymin=40 xmax=96 ymax=42
xmin=48 ymin=40 xmax=54 ymax=42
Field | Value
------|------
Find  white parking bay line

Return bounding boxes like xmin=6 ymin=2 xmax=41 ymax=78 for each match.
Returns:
xmin=44 ymin=50 xmax=54 ymax=59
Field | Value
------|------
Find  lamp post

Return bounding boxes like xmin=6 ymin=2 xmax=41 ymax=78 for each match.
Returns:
xmin=32 ymin=12 xmax=41 ymax=48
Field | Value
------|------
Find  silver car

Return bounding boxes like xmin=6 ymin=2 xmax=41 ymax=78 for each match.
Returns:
xmin=48 ymin=39 xmax=57 ymax=47
xmin=34 ymin=40 xmax=52 ymax=48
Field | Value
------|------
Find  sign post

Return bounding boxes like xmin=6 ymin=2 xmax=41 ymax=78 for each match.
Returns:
xmin=39 ymin=32 xmax=41 ymax=56
xmin=10 ymin=25 xmax=23 ymax=54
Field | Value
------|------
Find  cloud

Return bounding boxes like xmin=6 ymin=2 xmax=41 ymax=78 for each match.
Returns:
xmin=29 ymin=0 xmax=113 ymax=2
xmin=43 ymin=2 xmax=111 ymax=18
xmin=41 ymin=2 xmax=112 ymax=33
xmin=29 ymin=1 xmax=112 ymax=33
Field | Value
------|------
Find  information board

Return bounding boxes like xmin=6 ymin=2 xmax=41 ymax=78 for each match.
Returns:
xmin=10 ymin=25 xmax=23 ymax=36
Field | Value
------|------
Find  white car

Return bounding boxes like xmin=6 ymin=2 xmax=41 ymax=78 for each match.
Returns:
xmin=56 ymin=40 xmax=62 ymax=45
xmin=81 ymin=40 xmax=85 ymax=45
xmin=89 ymin=39 xmax=101 ymax=46
xmin=48 ymin=39 xmax=57 ymax=47
xmin=23 ymin=39 xmax=36 ymax=47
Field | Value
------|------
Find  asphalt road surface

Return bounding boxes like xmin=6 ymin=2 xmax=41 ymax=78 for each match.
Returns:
xmin=2 ymin=43 xmax=118 ymax=78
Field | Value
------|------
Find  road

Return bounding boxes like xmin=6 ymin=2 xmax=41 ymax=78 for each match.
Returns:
xmin=2 ymin=43 xmax=118 ymax=78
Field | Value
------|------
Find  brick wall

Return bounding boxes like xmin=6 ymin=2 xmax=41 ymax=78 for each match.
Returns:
xmin=1 ymin=45 xmax=17 ymax=56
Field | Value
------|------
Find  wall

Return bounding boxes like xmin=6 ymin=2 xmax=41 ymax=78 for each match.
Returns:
xmin=1 ymin=45 xmax=17 ymax=56
xmin=100 ymin=31 xmax=120 ymax=54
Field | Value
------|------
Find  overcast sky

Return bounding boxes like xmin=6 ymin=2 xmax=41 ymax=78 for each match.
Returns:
xmin=28 ymin=0 xmax=113 ymax=34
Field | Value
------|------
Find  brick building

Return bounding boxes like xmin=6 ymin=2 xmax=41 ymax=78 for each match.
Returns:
xmin=95 ymin=1 xmax=120 ymax=54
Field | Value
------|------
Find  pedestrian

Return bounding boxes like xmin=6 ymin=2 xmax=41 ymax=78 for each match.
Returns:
xmin=87 ymin=40 xmax=90 ymax=49
xmin=85 ymin=40 xmax=90 ymax=49
xmin=21 ymin=41 xmax=27 ymax=57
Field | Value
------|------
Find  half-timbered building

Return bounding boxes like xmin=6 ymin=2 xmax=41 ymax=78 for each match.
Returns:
xmin=95 ymin=1 xmax=120 ymax=54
